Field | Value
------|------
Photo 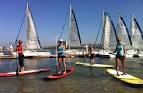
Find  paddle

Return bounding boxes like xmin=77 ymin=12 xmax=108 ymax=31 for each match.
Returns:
xmin=55 ymin=33 xmax=58 ymax=74
xmin=13 ymin=39 xmax=19 ymax=76
xmin=14 ymin=15 xmax=25 ymax=76
xmin=16 ymin=51 xmax=19 ymax=76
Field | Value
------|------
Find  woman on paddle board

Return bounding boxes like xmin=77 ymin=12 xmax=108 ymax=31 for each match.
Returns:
xmin=57 ymin=39 xmax=66 ymax=74
xmin=16 ymin=40 xmax=24 ymax=72
xmin=88 ymin=44 xmax=95 ymax=65
xmin=113 ymin=37 xmax=126 ymax=76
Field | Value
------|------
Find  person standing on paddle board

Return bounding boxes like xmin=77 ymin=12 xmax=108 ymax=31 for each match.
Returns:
xmin=57 ymin=39 xmax=66 ymax=74
xmin=88 ymin=44 xmax=95 ymax=65
xmin=16 ymin=40 xmax=24 ymax=72
xmin=113 ymin=37 xmax=126 ymax=76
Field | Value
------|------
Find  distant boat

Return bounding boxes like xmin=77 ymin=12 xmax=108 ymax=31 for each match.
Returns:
xmin=26 ymin=3 xmax=41 ymax=50
xmin=130 ymin=15 xmax=143 ymax=57
xmin=63 ymin=5 xmax=83 ymax=56
xmin=131 ymin=15 xmax=143 ymax=50
xmin=96 ymin=11 xmax=117 ymax=58
xmin=69 ymin=5 xmax=82 ymax=47
xmin=11 ymin=3 xmax=51 ymax=58
xmin=116 ymin=16 xmax=132 ymax=49
xmin=116 ymin=16 xmax=134 ymax=57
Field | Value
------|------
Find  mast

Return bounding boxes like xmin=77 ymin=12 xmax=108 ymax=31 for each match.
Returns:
xmin=69 ymin=4 xmax=71 ymax=49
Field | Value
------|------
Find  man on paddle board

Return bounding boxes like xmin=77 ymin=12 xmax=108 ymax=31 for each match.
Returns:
xmin=57 ymin=39 xmax=66 ymax=74
xmin=16 ymin=40 xmax=24 ymax=72
xmin=113 ymin=37 xmax=126 ymax=76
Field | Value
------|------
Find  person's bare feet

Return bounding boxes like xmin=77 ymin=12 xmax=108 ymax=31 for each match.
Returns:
xmin=63 ymin=71 xmax=67 ymax=74
xmin=117 ymin=73 xmax=120 ymax=76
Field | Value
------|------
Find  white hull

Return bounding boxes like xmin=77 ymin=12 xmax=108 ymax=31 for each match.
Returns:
xmin=96 ymin=50 xmax=115 ymax=58
xmin=96 ymin=49 xmax=142 ymax=58
xmin=64 ymin=49 xmax=84 ymax=56
xmin=12 ymin=50 xmax=51 ymax=58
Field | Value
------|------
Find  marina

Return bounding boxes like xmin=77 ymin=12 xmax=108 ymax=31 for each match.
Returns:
xmin=0 ymin=0 xmax=143 ymax=93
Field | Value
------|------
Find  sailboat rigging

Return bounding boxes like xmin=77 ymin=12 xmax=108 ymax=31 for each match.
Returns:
xmin=131 ymin=15 xmax=143 ymax=50
xmin=116 ymin=16 xmax=132 ymax=49
xmin=26 ymin=3 xmax=41 ymax=50
xmin=69 ymin=5 xmax=81 ymax=47
xmin=96 ymin=11 xmax=117 ymax=58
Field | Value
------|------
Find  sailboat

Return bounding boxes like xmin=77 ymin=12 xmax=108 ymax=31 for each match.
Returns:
xmin=96 ymin=12 xmax=117 ymax=58
xmin=130 ymin=15 xmax=143 ymax=57
xmin=116 ymin=15 xmax=134 ymax=57
xmin=69 ymin=6 xmax=81 ymax=47
xmin=12 ymin=3 xmax=51 ymax=58
xmin=63 ymin=5 xmax=83 ymax=57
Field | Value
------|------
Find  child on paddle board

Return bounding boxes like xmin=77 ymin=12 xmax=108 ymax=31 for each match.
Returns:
xmin=57 ymin=39 xmax=66 ymax=74
xmin=16 ymin=40 xmax=24 ymax=72
xmin=113 ymin=37 xmax=126 ymax=76
xmin=88 ymin=44 xmax=95 ymax=65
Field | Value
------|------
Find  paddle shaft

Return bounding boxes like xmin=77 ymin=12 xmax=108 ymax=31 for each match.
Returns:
xmin=16 ymin=51 xmax=19 ymax=76
xmin=55 ymin=33 xmax=58 ymax=73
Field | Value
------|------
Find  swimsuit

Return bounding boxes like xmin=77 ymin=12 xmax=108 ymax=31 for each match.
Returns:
xmin=58 ymin=47 xmax=65 ymax=58
xmin=115 ymin=44 xmax=125 ymax=59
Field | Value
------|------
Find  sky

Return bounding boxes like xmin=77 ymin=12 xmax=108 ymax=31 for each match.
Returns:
xmin=0 ymin=0 xmax=143 ymax=47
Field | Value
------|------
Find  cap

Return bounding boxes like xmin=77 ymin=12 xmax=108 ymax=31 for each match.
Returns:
xmin=59 ymin=39 xmax=63 ymax=42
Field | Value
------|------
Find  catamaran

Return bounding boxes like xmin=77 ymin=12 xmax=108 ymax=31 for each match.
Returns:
xmin=96 ymin=11 xmax=117 ymax=58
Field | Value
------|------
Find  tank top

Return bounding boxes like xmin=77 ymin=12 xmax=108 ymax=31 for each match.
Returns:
xmin=116 ymin=44 xmax=125 ymax=56
xmin=58 ymin=47 xmax=65 ymax=56
xmin=17 ymin=44 xmax=23 ymax=55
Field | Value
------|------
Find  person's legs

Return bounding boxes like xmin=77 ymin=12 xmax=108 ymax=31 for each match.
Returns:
xmin=116 ymin=57 xmax=120 ymax=76
xmin=121 ymin=57 xmax=126 ymax=75
xmin=62 ymin=57 xmax=67 ymax=74
xmin=90 ymin=58 xmax=92 ymax=65
xmin=20 ymin=66 xmax=24 ymax=72
xmin=19 ymin=55 xmax=24 ymax=72
xmin=57 ymin=57 xmax=62 ymax=73
xmin=90 ymin=58 xmax=95 ymax=65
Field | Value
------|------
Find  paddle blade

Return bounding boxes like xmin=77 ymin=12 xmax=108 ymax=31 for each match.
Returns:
xmin=16 ymin=67 xmax=19 ymax=76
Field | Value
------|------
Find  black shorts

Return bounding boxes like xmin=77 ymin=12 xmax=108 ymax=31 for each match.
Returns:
xmin=18 ymin=55 xmax=24 ymax=67
xmin=116 ymin=55 xmax=125 ymax=59
xmin=58 ymin=55 xmax=65 ymax=58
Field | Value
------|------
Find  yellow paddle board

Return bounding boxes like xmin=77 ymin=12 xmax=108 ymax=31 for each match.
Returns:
xmin=107 ymin=69 xmax=143 ymax=85
xmin=76 ymin=62 xmax=114 ymax=68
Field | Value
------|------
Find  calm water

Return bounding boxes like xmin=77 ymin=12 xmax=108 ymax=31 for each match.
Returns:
xmin=0 ymin=57 xmax=143 ymax=93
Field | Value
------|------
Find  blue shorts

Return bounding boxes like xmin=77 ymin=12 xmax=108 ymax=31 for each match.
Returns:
xmin=58 ymin=55 xmax=65 ymax=58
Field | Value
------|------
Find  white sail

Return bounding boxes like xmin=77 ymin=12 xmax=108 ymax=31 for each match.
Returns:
xmin=116 ymin=16 xmax=132 ymax=49
xmin=26 ymin=3 xmax=40 ymax=50
xmin=102 ymin=12 xmax=117 ymax=50
xmin=131 ymin=16 xmax=143 ymax=50
xmin=69 ymin=5 xmax=81 ymax=47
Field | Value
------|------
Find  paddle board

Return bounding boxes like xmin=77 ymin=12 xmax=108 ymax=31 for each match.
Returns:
xmin=76 ymin=62 xmax=114 ymax=68
xmin=43 ymin=67 xmax=74 ymax=80
xmin=0 ymin=68 xmax=50 ymax=77
xmin=107 ymin=69 xmax=143 ymax=85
